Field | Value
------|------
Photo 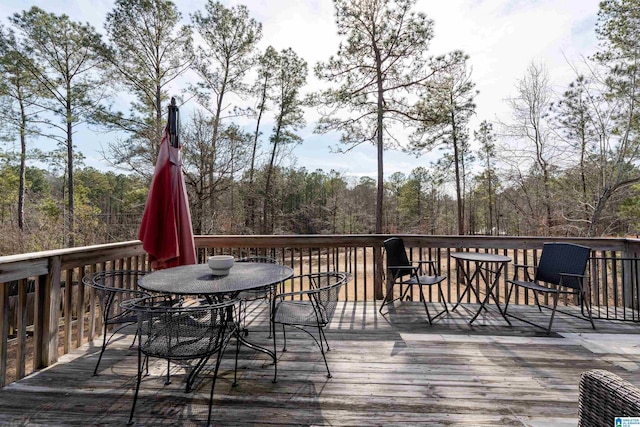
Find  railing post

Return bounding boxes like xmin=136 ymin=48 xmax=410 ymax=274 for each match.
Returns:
xmin=0 ymin=282 xmax=9 ymax=387
xmin=17 ymin=278 xmax=27 ymax=380
xmin=623 ymin=248 xmax=635 ymax=309
xmin=42 ymin=256 xmax=62 ymax=367
xmin=374 ymin=245 xmax=384 ymax=300
xmin=34 ymin=273 xmax=45 ymax=369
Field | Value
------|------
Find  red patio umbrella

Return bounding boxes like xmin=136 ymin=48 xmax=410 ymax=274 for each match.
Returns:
xmin=138 ymin=99 xmax=196 ymax=270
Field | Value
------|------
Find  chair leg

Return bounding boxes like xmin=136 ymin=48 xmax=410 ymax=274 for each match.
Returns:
xmin=379 ymin=282 xmax=411 ymax=314
xmin=504 ymin=283 xmax=515 ymax=314
xmin=127 ymin=347 xmax=144 ymax=426
xmin=437 ymin=284 xmax=449 ymax=314
xmin=233 ymin=328 xmax=241 ymax=387
xmin=547 ymin=292 xmax=560 ymax=335
xmin=379 ymin=282 xmax=394 ymax=313
xmin=94 ymin=323 xmax=109 ymax=376
xmin=94 ymin=294 xmax=115 ymax=376
xmin=207 ymin=345 xmax=226 ymax=427
xmin=317 ymin=324 xmax=332 ymax=378
xmin=533 ymin=291 xmax=543 ymax=312
xmin=580 ymin=289 xmax=596 ymax=329
xmin=268 ymin=296 xmax=274 ymax=339
xmin=318 ymin=325 xmax=331 ymax=352
xmin=281 ymin=324 xmax=288 ymax=352
xmin=272 ymin=320 xmax=278 ymax=383
xmin=419 ymin=287 xmax=434 ymax=325
xmin=399 ymin=284 xmax=411 ymax=301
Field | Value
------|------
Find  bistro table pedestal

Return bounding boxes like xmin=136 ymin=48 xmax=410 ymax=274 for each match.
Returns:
xmin=450 ymin=252 xmax=512 ymax=325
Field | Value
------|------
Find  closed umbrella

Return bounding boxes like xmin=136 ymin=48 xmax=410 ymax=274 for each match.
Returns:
xmin=138 ymin=98 xmax=196 ymax=270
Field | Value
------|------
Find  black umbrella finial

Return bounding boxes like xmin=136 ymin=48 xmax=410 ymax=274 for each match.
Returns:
xmin=168 ymin=97 xmax=179 ymax=148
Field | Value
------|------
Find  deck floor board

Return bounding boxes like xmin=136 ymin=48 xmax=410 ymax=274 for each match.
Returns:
xmin=1 ymin=302 xmax=639 ymax=426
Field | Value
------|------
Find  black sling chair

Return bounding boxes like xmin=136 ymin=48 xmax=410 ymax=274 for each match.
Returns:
xmin=379 ymin=237 xmax=448 ymax=324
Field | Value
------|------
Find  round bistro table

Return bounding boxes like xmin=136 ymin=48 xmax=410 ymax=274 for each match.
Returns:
xmin=139 ymin=262 xmax=294 ymax=384
xmin=139 ymin=262 xmax=294 ymax=297
xmin=450 ymin=252 xmax=512 ymax=325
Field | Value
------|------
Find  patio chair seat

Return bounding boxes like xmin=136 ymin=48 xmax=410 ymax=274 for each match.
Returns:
xmin=402 ymin=274 xmax=447 ymax=287
xmin=508 ymin=278 xmax=564 ymax=294
xmin=271 ymin=272 xmax=349 ymax=381
xmin=273 ymin=300 xmax=328 ymax=326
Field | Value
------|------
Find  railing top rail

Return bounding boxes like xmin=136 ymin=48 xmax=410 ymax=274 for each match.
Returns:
xmin=0 ymin=241 xmax=145 ymax=283
xmin=0 ymin=235 xmax=638 ymax=283
xmin=196 ymin=234 xmax=637 ymax=252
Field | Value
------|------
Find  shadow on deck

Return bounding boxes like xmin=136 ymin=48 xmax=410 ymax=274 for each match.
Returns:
xmin=1 ymin=302 xmax=639 ymax=426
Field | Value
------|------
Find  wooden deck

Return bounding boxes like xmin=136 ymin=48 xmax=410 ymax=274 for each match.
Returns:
xmin=1 ymin=301 xmax=639 ymax=426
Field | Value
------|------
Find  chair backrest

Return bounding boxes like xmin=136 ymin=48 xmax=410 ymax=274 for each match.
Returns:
xmin=535 ymin=243 xmax=591 ymax=289
xmin=122 ymin=296 xmax=237 ymax=360
xmin=82 ymin=270 xmax=148 ymax=292
xmin=304 ymin=272 xmax=349 ymax=325
xmin=384 ymin=237 xmax=414 ymax=280
xmin=82 ymin=270 xmax=148 ymax=310
xmin=236 ymin=255 xmax=277 ymax=263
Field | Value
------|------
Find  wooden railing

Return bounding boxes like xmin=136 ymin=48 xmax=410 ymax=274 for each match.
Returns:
xmin=1 ymin=234 xmax=639 ymax=388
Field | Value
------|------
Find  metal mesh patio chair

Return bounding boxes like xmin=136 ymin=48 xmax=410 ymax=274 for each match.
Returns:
xmin=82 ymin=270 xmax=149 ymax=375
xmin=505 ymin=242 xmax=595 ymax=334
xmin=122 ymin=295 xmax=240 ymax=426
xmin=271 ymin=271 xmax=349 ymax=381
xmin=236 ymin=255 xmax=279 ymax=337
xmin=379 ymin=237 xmax=448 ymax=324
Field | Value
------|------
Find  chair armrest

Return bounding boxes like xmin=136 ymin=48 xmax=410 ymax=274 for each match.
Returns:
xmin=275 ymin=288 xmax=318 ymax=300
xmin=512 ymin=263 xmax=536 ymax=270
xmin=559 ymin=272 xmax=588 ymax=289
xmin=559 ymin=272 xmax=587 ymax=279
xmin=579 ymin=369 xmax=640 ymax=426
xmin=387 ymin=264 xmax=419 ymax=270
xmin=415 ymin=260 xmax=438 ymax=275
xmin=511 ymin=264 xmax=537 ymax=281
xmin=387 ymin=264 xmax=419 ymax=280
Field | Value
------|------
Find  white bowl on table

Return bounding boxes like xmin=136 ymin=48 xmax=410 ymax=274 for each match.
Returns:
xmin=208 ymin=255 xmax=234 ymax=275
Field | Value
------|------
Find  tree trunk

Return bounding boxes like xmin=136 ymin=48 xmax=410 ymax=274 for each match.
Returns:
xmin=18 ymin=96 xmax=26 ymax=232
xmin=263 ymin=123 xmax=281 ymax=234
xmin=374 ymin=42 xmax=384 ymax=300
xmin=66 ymin=84 xmax=75 ymax=247
xmin=451 ymin=112 xmax=464 ymax=235
xmin=248 ymin=77 xmax=268 ymax=232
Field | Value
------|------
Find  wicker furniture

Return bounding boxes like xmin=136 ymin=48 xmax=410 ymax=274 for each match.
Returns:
xmin=579 ymin=369 xmax=640 ymax=426
xmin=505 ymin=242 xmax=594 ymax=334
xmin=122 ymin=295 xmax=239 ymax=426
xmin=379 ymin=237 xmax=448 ymax=324
xmin=271 ymin=272 xmax=349 ymax=381
xmin=81 ymin=270 xmax=148 ymax=375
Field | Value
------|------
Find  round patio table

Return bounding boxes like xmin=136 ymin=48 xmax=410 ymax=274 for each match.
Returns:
xmin=450 ymin=252 xmax=512 ymax=325
xmin=139 ymin=262 xmax=294 ymax=385
xmin=139 ymin=262 xmax=294 ymax=296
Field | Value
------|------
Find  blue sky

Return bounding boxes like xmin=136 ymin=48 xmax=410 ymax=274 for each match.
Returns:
xmin=0 ymin=0 xmax=601 ymax=180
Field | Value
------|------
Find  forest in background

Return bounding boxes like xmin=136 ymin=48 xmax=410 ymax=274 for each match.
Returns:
xmin=0 ymin=0 xmax=639 ymax=255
